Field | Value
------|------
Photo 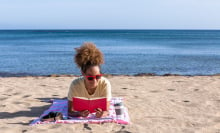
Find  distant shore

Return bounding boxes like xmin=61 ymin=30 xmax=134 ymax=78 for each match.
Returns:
xmin=1 ymin=71 xmax=220 ymax=77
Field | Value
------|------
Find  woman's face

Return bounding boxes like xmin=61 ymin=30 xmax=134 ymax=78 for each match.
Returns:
xmin=83 ymin=65 xmax=101 ymax=89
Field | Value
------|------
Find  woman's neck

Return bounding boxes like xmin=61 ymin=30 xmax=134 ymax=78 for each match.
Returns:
xmin=87 ymin=88 xmax=96 ymax=95
xmin=84 ymin=81 xmax=96 ymax=95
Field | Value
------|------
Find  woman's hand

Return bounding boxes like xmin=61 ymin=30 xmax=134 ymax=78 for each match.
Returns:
xmin=79 ymin=110 xmax=90 ymax=117
xmin=95 ymin=108 xmax=109 ymax=118
xmin=68 ymin=110 xmax=90 ymax=117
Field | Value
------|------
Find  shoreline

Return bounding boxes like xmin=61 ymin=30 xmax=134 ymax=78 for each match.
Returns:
xmin=1 ymin=72 xmax=220 ymax=78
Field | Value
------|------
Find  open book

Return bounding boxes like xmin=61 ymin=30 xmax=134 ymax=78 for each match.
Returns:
xmin=72 ymin=97 xmax=107 ymax=113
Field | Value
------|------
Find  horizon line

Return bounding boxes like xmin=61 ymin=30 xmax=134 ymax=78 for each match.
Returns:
xmin=1 ymin=28 xmax=220 ymax=31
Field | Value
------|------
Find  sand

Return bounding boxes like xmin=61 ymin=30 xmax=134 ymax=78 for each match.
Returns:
xmin=0 ymin=75 xmax=220 ymax=133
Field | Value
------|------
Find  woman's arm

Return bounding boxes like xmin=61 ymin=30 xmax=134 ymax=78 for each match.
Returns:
xmin=68 ymin=100 xmax=80 ymax=117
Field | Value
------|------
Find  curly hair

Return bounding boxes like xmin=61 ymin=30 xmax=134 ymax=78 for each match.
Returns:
xmin=74 ymin=42 xmax=104 ymax=73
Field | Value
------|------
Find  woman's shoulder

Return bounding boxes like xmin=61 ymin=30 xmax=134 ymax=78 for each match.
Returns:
xmin=70 ymin=76 xmax=84 ymax=86
xmin=99 ymin=77 xmax=111 ymax=86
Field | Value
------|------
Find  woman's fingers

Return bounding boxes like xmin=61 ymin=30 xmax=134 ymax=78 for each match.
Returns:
xmin=95 ymin=108 xmax=102 ymax=112
xmin=95 ymin=109 xmax=103 ymax=118
xmin=95 ymin=112 xmax=101 ymax=118
xmin=79 ymin=109 xmax=106 ymax=118
xmin=80 ymin=110 xmax=90 ymax=117
xmin=84 ymin=110 xmax=90 ymax=114
xmin=97 ymin=108 xmax=102 ymax=111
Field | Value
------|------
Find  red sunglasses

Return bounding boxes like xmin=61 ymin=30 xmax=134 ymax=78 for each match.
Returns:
xmin=85 ymin=74 xmax=102 ymax=81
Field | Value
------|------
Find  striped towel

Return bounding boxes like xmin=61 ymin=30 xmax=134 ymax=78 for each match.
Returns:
xmin=30 ymin=97 xmax=129 ymax=125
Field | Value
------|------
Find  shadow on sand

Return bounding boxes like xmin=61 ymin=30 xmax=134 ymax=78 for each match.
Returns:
xmin=0 ymin=97 xmax=66 ymax=125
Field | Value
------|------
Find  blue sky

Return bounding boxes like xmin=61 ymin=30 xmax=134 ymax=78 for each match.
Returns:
xmin=0 ymin=0 xmax=220 ymax=29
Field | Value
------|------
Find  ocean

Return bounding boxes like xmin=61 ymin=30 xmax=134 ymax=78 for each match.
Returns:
xmin=0 ymin=30 xmax=220 ymax=76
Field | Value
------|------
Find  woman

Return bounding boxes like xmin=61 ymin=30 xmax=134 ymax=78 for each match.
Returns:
xmin=67 ymin=42 xmax=112 ymax=118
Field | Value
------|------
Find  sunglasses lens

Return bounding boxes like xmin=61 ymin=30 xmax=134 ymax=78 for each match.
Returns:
xmin=86 ymin=74 xmax=102 ymax=81
xmin=96 ymin=75 xmax=102 ymax=79
xmin=87 ymin=77 xmax=94 ymax=80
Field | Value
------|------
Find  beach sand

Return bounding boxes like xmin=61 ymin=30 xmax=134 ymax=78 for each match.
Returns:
xmin=0 ymin=75 xmax=220 ymax=133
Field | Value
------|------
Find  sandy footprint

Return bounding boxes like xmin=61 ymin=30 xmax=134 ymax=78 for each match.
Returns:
xmin=12 ymin=92 xmax=22 ymax=95
xmin=167 ymin=88 xmax=176 ymax=91
xmin=0 ymin=97 xmax=8 ymax=101
xmin=22 ymin=95 xmax=32 ymax=98
xmin=171 ymin=100 xmax=199 ymax=108
xmin=150 ymin=90 xmax=160 ymax=93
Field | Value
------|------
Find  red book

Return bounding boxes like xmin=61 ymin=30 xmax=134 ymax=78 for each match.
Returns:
xmin=72 ymin=97 xmax=107 ymax=113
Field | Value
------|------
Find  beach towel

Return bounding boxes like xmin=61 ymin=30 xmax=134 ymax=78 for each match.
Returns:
xmin=30 ymin=97 xmax=129 ymax=125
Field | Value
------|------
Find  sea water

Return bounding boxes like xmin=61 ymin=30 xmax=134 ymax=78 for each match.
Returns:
xmin=0 ymin=30 xmax=220 ymax=76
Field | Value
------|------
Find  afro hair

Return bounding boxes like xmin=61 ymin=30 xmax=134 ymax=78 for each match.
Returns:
xmin=74 ymin=42 xmax=104 ymax=68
